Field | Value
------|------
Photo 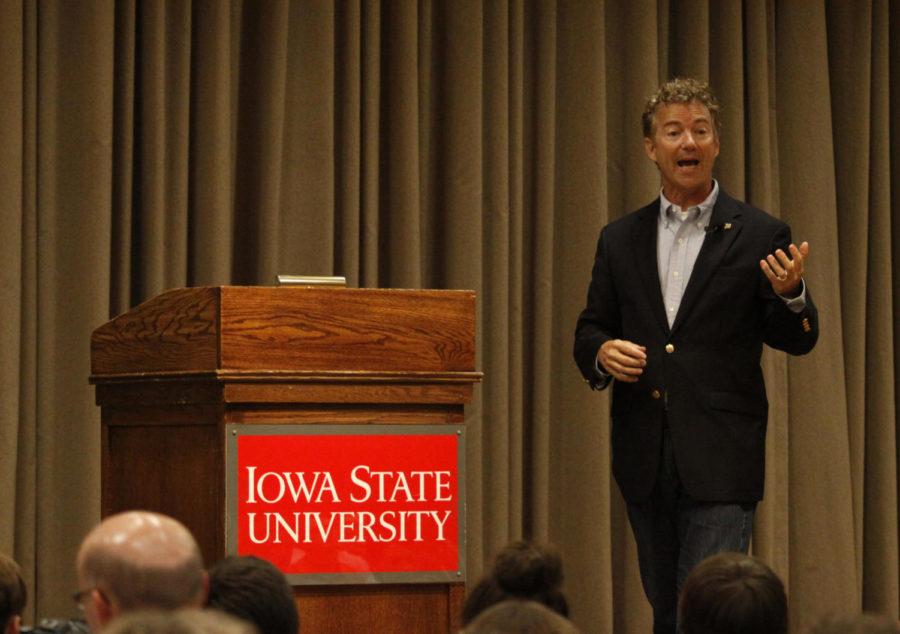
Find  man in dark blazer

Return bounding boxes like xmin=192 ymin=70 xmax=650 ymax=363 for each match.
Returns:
xmin=573 ymin=78 xmax=818 ymax=634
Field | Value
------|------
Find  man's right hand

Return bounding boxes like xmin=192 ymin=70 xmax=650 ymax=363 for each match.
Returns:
xmin=598 ymin=339 xmax=646 ymax=383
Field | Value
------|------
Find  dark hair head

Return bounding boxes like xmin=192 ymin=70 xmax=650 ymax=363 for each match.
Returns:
xmin=0 ymin=553 xmax=26 ymax=630
xmin=678 ymin=552 xmax=786 ymax=634
xmin=462 ymin=600 xmax=579 ymax=634
xmin=207 ymin=556 xmax=299 ymax=634
xmin=642 ymin=77 xmax=721 ymax=139
xmin=462 ymin=542 xmax=569 ymax=625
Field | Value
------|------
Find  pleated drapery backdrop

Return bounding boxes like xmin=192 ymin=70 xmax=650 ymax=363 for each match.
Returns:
xmin=1 ymin=2 xmax=898 ymax=632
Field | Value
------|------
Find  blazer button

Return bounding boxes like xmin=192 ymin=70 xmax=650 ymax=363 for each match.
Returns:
xmin=651 ymin=389 xmax=661 ymax=400
xmin=665 ymin=343 xmax=675 ymax=353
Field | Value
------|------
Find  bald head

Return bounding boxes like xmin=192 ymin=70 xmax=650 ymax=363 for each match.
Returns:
xmin=77 ymin=511 xmax=206 ymax=618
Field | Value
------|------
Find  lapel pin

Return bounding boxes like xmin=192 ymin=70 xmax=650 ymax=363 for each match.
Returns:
xmin=724 ymin=222 xmax=733 ymax=230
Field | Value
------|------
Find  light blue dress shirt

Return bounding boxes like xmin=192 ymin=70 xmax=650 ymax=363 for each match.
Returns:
xmin=658 ymin=182 xmax=718 ymax=327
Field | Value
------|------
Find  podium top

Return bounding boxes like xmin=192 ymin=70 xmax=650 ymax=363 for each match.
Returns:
xmin=91 ymin=286 xmax=477 ymax=378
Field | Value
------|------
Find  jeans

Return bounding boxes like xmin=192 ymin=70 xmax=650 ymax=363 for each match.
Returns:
xmin=626 ymin=427 xmax=755 ymax=634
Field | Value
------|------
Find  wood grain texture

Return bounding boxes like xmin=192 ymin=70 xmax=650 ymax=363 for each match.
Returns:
xmin=102 ymin=411 xmax=223 ymax=568
xmin=94 ymin=379 xmax=223 ymax=406
xmin=219 ymin=287 xmax=476 ymax=372
xmin=92 ymin=287 xmax=478 ymax=377
xmin=93 ymin=376 xmax=476 ymax=407
xmin=91 ymin=287 xmax=220 ymax=375
xmin=448 ymin=584 xmax=465 ymax=632
xmin=225 ymin=404 xmax=466 ymax=425
xmin=91 ymin=286 xmax=478 ymax=634
xmin=222 ymin=381 xmax=474 ymax=404
xmin=294 ymin=583 xmax=465 ymax=633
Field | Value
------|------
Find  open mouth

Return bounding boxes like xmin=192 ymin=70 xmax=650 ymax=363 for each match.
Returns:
xmin=677 ymin=159 xmax=700 ymax=167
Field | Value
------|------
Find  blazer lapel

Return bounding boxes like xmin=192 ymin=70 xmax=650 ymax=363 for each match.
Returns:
xmin=670 ymin=190 xmax=742 ymax=334
xmin=631 ymin=201 xmax=671 ymax=335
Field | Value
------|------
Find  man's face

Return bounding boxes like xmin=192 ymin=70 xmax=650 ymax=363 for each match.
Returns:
xmin=644 ymin=100 xmax=719 ymax=205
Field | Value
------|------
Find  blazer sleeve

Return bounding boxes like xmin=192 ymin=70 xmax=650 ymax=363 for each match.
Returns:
xmin=760 ymin=223 xmax=819 ymax=355
xmin=574 ymin=228 xmax=620 ymax=389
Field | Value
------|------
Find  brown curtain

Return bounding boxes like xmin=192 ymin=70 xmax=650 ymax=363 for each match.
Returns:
xmin=1 ymin=1 xmax=897 ymax=632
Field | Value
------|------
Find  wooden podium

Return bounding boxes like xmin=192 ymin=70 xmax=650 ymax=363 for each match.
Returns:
xmin=90 ymin=286 xmax=480 ymax=633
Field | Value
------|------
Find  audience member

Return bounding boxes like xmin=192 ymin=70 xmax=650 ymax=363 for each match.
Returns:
xmin=462 ymin=541 xmax=568 ymax=626
xmin=809 ymin=613 xmax=900 ymax=634
xmin=101 ymin=609 xmax=256 ymax=634
xmin=0 ymin=553 xmax=26 ymax=634
xmin=206 ymin=556 xmax=298 ymax=634
xmin=678 ymin=552 xmax=786 ymax=634
xmin=75 ymin=511 xmax=207 ymax=631
xmin=462 ymin=600 xmax=579 ymax=634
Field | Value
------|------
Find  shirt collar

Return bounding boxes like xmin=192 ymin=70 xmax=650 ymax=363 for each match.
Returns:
xmin=659 ymin=180 xmax=719 ymax=226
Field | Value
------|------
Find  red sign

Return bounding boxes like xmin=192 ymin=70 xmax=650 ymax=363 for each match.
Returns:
xmin=233 ymin=428 xmax=461 ymax=579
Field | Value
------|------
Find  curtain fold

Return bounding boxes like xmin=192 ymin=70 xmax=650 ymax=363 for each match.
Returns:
xmin=776 ymin=2 xmax=861 ymax=626
xmin=0 ymin=0 xmax=32 ymax=612
xmin=32 ymin=0 xmax=115 ymax=619
xmin=186 ymin=0 xmax=234 ymax=289
xmin=0 ymin=1 xmax=897 ymax=631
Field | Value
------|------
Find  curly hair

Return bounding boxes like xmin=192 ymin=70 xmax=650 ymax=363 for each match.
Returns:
xmin=642 ymin=77 xmax=721 ymax=138
xmin=461 ymin=541 xmax=569 ymax=625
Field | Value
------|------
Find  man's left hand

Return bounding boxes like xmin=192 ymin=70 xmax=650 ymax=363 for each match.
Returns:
xmin=760 ymin=241 xmax=809 ymax=297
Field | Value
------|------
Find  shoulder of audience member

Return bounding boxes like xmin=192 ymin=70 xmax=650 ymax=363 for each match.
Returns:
xmin=102 ymin=608 xmax=258 ymax=634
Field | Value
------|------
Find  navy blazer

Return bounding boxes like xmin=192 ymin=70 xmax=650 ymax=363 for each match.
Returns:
xmin=574 ymin=190 xmax=818 ymax=503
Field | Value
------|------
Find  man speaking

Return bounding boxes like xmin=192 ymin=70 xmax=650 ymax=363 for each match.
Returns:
xmin=573 ymin=77 xmax=818 ymax=633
